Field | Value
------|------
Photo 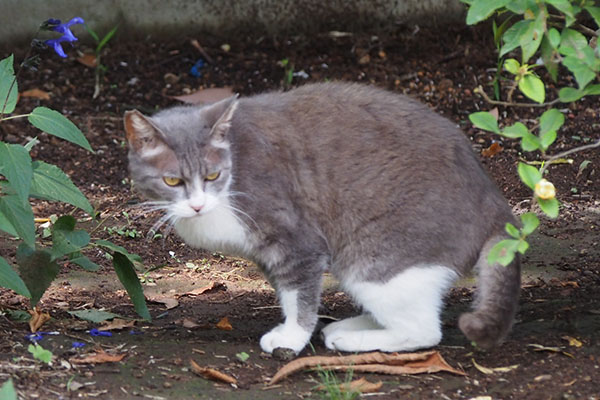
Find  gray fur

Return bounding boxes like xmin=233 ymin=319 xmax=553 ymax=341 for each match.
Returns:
xmin=125 ymin=82 xmax=521 ymax=350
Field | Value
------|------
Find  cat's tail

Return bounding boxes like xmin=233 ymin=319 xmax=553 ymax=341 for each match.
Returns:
xmin=458 ymin=235 xmax=521 ymax=348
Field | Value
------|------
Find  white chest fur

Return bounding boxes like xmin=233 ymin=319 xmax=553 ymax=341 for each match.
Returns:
xmin=174 ymin=202 xmax=252 ymax=255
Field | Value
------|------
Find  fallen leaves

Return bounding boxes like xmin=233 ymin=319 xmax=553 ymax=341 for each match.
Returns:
xmin=70 ymin=349 xmax=126 ymax=364
xmin=77 ymin=53 xmax=98 ymax=68
xmin=472 ymin=359 xmax=519 ymax=375
xmin=562 ymin=336 xmax=583 ymax=348
xmin=28 ymin=308 xmax=51 ymax=333
xmin=21 ymin=88 xmax=51 ymax=100
xmin=216 ymin=316 xmax=233 ymax=331
xmin=98 ymin=318 xmax=135 ymax=331
xmin=147 ymin=295 xmax=179 ymax=310
xmin=181 ymin=281 xmax=217 ymax=297
xmin=528 ymin=343 xmax=575 ymax=358
xmin=481 ymin=142 xmax=503 ymax=157
xmin=190 ymin=359 xmax=237 ymax=385
xmin=316 ymin=377 xmax=382 ymax=394
xmin=269 ymin=350 xmax=464 ymax=385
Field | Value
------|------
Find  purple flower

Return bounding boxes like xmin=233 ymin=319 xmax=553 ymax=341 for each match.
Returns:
xmin=89 ymin=328 xmax=112 ymax=337
xmin=43 ymin=17 xmax=84 ymax=58
xmin=72 ymin=342 xmax=86 ymax=348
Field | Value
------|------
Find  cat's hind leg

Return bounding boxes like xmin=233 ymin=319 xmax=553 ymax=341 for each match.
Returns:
xmin=321 ymin=314 xmax=380 ymax=339
xmin=324 ymin=265 xmax=457 ymax=352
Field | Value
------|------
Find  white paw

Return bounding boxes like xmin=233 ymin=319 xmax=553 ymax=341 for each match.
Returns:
xmin=324 ymin=330 xmax=368 ymax=352
xmin=260 ymin=323 xmax=311 ymax=354
xmin=321 ymin=315 xmax=379 ymax=338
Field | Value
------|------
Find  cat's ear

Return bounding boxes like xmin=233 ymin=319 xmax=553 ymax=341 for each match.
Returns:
xmin=124 ymin=110 xmax=167 ymax=156
xmin=207 ymin=95 xmax=239 ymax=145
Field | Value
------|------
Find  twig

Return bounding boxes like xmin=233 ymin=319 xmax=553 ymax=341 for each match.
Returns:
xmin=540 ymin=139 xmax=600 ymax=175
xmin=190 ymin=39 xmax=214 ymax=64
xmin=475 ymin=86 xmax=560 ymax=108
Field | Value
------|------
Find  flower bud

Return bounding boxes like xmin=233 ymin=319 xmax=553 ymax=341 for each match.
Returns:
xmin=534 ymin=179 xmax=556 ymax=200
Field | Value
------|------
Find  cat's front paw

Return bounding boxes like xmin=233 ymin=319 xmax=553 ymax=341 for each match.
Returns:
xmin=260 ymin=323 xmax=311 ymax=354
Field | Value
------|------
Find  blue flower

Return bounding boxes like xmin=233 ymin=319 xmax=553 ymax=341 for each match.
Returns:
xmin=89 ymin=328 xmax=112 ymax=337
xmin=72 ymin=342 xmax=86 ymax=348
xmin=43 ymin=17 xmax=84 ymax=58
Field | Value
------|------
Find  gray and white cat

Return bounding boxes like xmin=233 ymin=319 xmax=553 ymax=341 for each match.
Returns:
xmin=124 ymin=82 xmax=520 ymax=354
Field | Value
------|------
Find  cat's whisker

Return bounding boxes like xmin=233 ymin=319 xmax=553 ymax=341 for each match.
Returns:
xmin=147 ymin=212 xmax=174 ymax=241
xmin=223 ymin=203 xmax=260 ymax=232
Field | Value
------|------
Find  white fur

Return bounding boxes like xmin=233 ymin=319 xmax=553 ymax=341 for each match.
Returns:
xmin=323 ymin=265 xmax=457 ymax=352
xmin=260 ymin=289 xmax=312 ymax=354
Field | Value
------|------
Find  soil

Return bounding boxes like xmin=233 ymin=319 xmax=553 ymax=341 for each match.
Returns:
xmin=1 ymin=23 xmax=600 ymax=400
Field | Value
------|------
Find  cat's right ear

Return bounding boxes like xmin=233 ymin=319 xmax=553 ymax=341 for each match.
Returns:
xmin=124 ymin=110 xmax=166 ymax=156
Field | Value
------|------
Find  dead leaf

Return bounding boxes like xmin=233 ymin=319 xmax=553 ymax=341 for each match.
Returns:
xmin=489 ymin=107 xmax=499 ymax=120
xmin=527 ymin=344 xmax=574 ymax=358
xmin=77 ymin=53 xmax=98 ymax=68
xmin=70 ymin=349 xmax=126 ymax=364
xmin=317 ymin=377 xmax=382 ymax=394
xmin=216 ymin=316 xmax=233 ymax=331
xmin=562 ymin=336 xmax=583 ymax=348
xmin=481 ymin=142 xmax=503 ymax=158
xmin=98 ymin=318 xmax=135 ymax=331
xmin=171 ymin=87 xmax=234 ymax=105
xmin=148 ymin=295 xmax=179 ymax=309
xmin=269 ymin=350 xmax=465 ymax=385
xmin=180 ymin=318 xmax=200 ymax=329
xmin=182 ymin=281 xmax=216 ymax=296
xmin=472 ymin=359 xmax=519 ymax=375
xmin=21 ymin=88 xmax=51 ymax=100
xmin=28 ymin=308 xmax=51 ymax=333
xmin=190 ymin=359 xmax=237 ymax=385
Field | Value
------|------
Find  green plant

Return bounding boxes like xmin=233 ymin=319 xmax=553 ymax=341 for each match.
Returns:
xmin=84 ymin=23 xmax=119 ymax=99
xmin=28 ymin=343 xmax=53 ymax=364
xmin=279 ymin=58 xmax=295 ymax=87
xmin=314 ymin=367 xmax=360 ymax=400
xmin=0 ymin=20 xmax=149 ymax=321
xmin=462 ymin=0 xmax=600 ymax=265
xmin=0 ymin=379 xmax=17 ymax=400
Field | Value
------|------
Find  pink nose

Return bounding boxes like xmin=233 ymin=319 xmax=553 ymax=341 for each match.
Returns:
xmin=190 ymin=205 xmax=203 ymax=213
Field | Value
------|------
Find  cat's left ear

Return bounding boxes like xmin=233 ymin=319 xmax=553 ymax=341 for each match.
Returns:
xmin=208 ymin=94 xmax=239 ymax=145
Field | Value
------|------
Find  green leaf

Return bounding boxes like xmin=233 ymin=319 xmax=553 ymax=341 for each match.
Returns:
xmin=518 ymin=162 xmax=542 ymax=190
xmin=95 ymin=240 xmax=142 ymax=264
xmin=521 ymin=131 xmax=542 ymax=151
xmin=0 ymin=195 xmax=35 ymax=249
xmin=541 ymin=35 xmax=559 ymax=81
xmin=585 ymin=6 xmax=600 ymax=28
xmin=68 ymin=309 xmax=123 ymax=323
xmin=585 ymin=84 xmax=600 ymax=96
xmin=559 ymin=87 xmax=585 ymax=102
xmin=466 ymin=0 xmax=511 ymax=25
xmin=236 ymin=352 xmax=250 ymax=362
xmin=488 ymin=239 xmax=520 ymax=267
xmin=505 ymin=223 xmax=521 ymax=239
xmin=28 ymin=107 xmax=93 ymax=152
xmin=69 ymin=253 xmax=100 ymax=271
xmin=501 ymin=20 xmax=531 ymax=57
xmin=540 ymin=130 xmax=557 ymax=150
xmin=501 ymin=122 xmax=529 ymax=138
xmin=28 ymin=343 xmax=53 ymax=364
xmin=112 ymin=252 xmax=151 ymax=321
xmin=29 ymin=161 xmax=93 ymax=214
xmin=547 ymin=28 xmax=561 ymax=48
xmin=0 ymin=256 xmax=31 ymax=297
xmin=518 ymin=74 xmax=545 ymax=103
xmin=558 ymin=28 xmax=588 ymax=58
xmin=16 ymin=245 xmax=60 ymax=307
xmin=504 ymin=58 xmax=520 ymax=74
xmin=50 ymin=216 xmax=90 ymax=260
xmin=0 ymin=142 xmax=32 ymax=203
xmin=517 ymin=239 xmax=530 ymax=254
xmin=520 ymin=212 xmax=540 ymax=236
xmin=0 ymin=55 xmax=18 ymax=115
xmin=96 ymin=25 xmax=119 ymax=53
xmin=469 ymin=111 xmax=500 ymax=133
xmin=0 ymin=209 xmax=18 ymax=237
xmin=538 ymin=197 xmax=559 ymax=218
xmin=562 ymin=56 xmax=595 ymax=88
xmin=539 ymin=109 xmax=564 ymax=135
xmin=0 ymin=379 xmax=17 ymax=400
xmin=545 ymin=0 xmax=576 ymax=26
xmin=521 ymin=11 xmax=546 ymax=62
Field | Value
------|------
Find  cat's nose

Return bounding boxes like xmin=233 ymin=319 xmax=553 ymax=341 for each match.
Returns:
xmin=190 ymin=205 xmax=203 ymax=213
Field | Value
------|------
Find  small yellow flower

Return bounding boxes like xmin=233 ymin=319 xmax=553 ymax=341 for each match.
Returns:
xmin=535 ymin=179 xmax=556 ymax=200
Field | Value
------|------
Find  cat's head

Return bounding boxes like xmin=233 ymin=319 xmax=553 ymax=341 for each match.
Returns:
xmin=124 ymin=96 xmax=238 ymax=219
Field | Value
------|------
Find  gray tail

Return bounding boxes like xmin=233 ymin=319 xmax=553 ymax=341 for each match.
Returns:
xmin=458 ymin=235 xmax=521 ymax=348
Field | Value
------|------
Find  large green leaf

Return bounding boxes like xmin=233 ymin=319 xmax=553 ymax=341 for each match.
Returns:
xmin=0 ymin=195 xmax=35 ymax=249
xmin=0 ymin=256 xmax=31 ymax=297
xmin=518 ymin=74 xmax=545 ymax=103
xmin=500 ymin=20 xmax=531 ymax=57
xmin=112 ymin=252 xmax=150 ymax=320
xmin=0 ymin=142 xmax=32 ymax=202
xmin=520 ymin=212 xmax=540 ymax=236
xmin=505 ymin=0 xmax=537 ymax=14
xmin=69 ymin=253 xmax=100 ymax=271
xmin=28 ymin=107 xmax=93 ymax=152
xmin=488 ymin=239 xmax=520 ymax=267
xmin=562 ymin=56 xmax=595 ymax=88
xmin=0 ymin=379 xmax=17 ymax=400
xmin=585 ymin=6 xmax=600 ymax=28
xmin=558 ymin=28 xmax=588 ymax=58
xmin=546 ymin=0 xmax=576 ymax=26
xmin=0 ymin=210 xmax=18 ymax=237
xmin=540 ymin=35 xmax=559 ymax=81
xmin=521 ymin=10 xmax=546 ymax=62
xmin=95 ymin=240 xmax=142 ymax=264
xmin=538 ymin=198 xmax=559 ymax=218
xmin=68 ymin=309 xmax=122 ymax=323
xmin=539 ymin=109 xmax=564 ymax=149
xmin=518 ymin=162 xmax=542 ymax=190
xmin=0 ymin=55 xmax=18 ymax=115
xmin=29 ymin=161 xmax=93 ymax=214
xmin=50 ymin=216 xmax=90 ymax=260
xmin=469 ymin=111 xmax=500 ymax=133
xmin=16 ymin=245 xmax=60 ymax=307
xmin=466 ymin=0 xmax=511 ymax=25
xmin=501 ymin=122 xmax=529 ymax=138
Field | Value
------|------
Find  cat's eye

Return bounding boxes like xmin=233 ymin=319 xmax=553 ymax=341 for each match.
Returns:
xmin=205 ymin=171 xmax=220 ymax=181
xmin=163 ymin=176 xmax=183 ymax=186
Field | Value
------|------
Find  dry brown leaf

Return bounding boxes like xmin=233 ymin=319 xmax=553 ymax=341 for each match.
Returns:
xmin=148 ymin=295 xmax=179 ymax=309
xmin=561 ymin=336 xmax=583 ymax=348
xmin=472 ymin=359 xmax=519 ymax=375
xmin=481 ymin=142 xmax=503 ymax=158
xmin=317 ymin=377 xmax=382 ymax=394
xmin=216 ymin=316 xmax=233 ymax=331
xmin=98 ymin=318 xmax=135 ymax=331
xmin=182 ymin=281 xmax=216 ymax=296
xmin=190 ymin=359 xmax=237 ymax=385
xmin=21 ymin=88 xmax=51 ymax=100
xmin=77 ymin=53 xmax=98 ymax=68
xmin=28 ymin=308 xmax=51 ymax=333
xmin=171 ymin=87 xmax=234 ymax=105
xmin=70 ymin=349 xmax=126 ymax=364
xmin=181 ymin=318 xmax=200 ymax=329
xmin=269 ymin=350 xmax=465 ymax=385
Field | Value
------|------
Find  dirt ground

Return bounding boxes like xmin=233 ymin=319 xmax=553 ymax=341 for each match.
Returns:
xmin=1 ymin=23 xmax=599 ymax=399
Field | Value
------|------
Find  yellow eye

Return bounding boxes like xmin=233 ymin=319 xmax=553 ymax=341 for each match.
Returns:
xmin=163 ymin=176 xmax=183 ymax=186
xmin=205 ymin=171 xmax=220 ymax=181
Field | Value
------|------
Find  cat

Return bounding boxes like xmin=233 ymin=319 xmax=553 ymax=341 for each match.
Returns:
xmin=124 ymin=82 xmax=521 ymax=354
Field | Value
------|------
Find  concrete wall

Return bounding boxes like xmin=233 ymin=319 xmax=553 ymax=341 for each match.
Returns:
xmin=1 ymin=0 xmax=466 ymax=45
